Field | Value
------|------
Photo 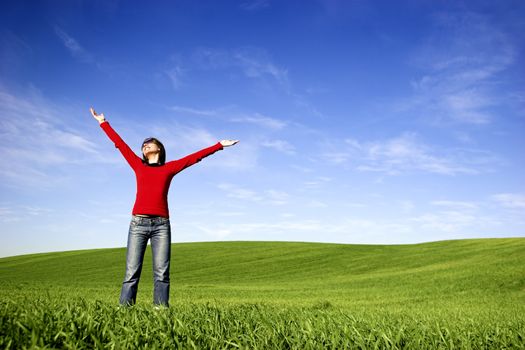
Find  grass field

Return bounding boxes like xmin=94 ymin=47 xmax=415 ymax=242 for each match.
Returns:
xmin=1 ymin=239 xmax=524 ymax=348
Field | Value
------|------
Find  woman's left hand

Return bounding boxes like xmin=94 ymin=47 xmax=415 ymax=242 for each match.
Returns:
xmin=220 ymin=140 xmax=239 ymax=147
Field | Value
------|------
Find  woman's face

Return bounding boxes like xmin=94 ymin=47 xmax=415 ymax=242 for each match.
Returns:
xmin=142 ymin=142 xmax=160 ymax=156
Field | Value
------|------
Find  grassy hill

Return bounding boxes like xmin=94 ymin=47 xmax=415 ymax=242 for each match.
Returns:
xmin=2 ymin=239 xmax=525 ymax=348
xmin=1 ymin=238 xmax=524 ymax=312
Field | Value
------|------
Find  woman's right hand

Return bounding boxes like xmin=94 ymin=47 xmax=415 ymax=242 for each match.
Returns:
xmin=90 ymin=107 xmax=106 ymax=124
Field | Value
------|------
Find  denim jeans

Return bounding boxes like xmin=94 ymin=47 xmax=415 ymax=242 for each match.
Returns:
xmin=119 ymin=215 xmax=171 ymax=306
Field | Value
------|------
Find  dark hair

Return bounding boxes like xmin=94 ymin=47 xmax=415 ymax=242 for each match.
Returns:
xmin=141 ymin=137 xmax=166 ymax=165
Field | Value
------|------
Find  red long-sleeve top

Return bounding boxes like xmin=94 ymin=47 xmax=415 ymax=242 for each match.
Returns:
xmin=100 ymin=121 xmax=223 ymax=218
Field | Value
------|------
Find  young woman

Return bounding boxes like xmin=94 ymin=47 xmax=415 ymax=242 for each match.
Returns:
xmin=90 ymin=107 xmax=238 ymax=306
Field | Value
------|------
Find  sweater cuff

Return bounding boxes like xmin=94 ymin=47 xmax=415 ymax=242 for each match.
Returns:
xmin=217 ymin=142 xmax=224 ymax=150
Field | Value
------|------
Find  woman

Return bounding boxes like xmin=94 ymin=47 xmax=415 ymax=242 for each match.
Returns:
xmin=90 ymin=107 xmax=238 ymax=306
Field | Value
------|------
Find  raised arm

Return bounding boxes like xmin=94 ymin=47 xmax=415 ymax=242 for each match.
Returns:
xmin=90 ymin=107 xmax=141 ymax=169
xmin=168 ymin=139 xmax=239 ymax=175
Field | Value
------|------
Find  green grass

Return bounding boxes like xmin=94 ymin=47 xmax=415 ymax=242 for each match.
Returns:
xmin=1 ymin=239 xmax=524 ymax=348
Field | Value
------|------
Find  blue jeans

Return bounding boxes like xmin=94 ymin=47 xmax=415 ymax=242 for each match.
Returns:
xmin=119 ymin=215 xmax=171 ymax=306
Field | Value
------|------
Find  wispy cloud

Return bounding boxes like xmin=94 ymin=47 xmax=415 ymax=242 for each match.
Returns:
xmin=54 ymin=26 xmax=93 ymax=63
xmin=190 ymin=46 xmax=289 ymax=90
xmin=0 ymin=30 xmax=33 ymax=74
xmin=491 ymin=193 xmax=525 ymax=209
xmin=164 ymin=65 xmax=184 ymax=90
xmin=0 ymin=207 xmax=21 ymax=223
xmin=318 ymin=132 xmax=497 ymax=175
xmin=169 ymin=105 xmax=217 ymax=116
xmin=218 ymin=183 xmax=263 ymax=202
xmin=265 ymin=189 xmax=290 ymax=205
xmin=409 ymin=211 xmax=478 ymax=234
xmin=217 ymin=183 xmax=290 ymax=206
xmin=407 ymin=197 xmax=505 ymax=237
xmin=186 ymin=216 xmax=415 ymax=244
xmin=430 ymin=200 xmax=479 ymax=210
xmin=150 ymin=122 xmax=218 ymax=152
xmin=146 ymin=120 xmax=259 ymax=171
xmin=261 ymin=139 xmax=296 ymax=155
xmin=240 ymin=0 xmax=270 ymax=11
xmin=0 ymin=91 xmax=99 ymax=162
xmin=0 ymin=204 xmax=53 ymax=223
xmin=164 ymin=46 xmax=319 ymax=120
xmin=232 ymin=47 xmax=289 ymax=88
xmin=0 ymin=86 xmax=107 ymax=188
xmin=185 ymin=193 xmax=518 ymax=243
xmin=194 ymin=220 xmax=324 ymax=239
xmin=302 ymin=176 xmax=332 ymax=189
xmin=185 ymin=218 xmax=328 ymax=241
xmin=230 ymin=113 xmax=287 ymax=130
xmin=167 ymin=104 xmax=289 ymax=133
xmin=406 ymin=12 xmax=517 ymax=125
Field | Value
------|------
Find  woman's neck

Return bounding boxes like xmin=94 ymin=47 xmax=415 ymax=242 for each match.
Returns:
xmin=147 ymin=154 xmax=160 ymax=164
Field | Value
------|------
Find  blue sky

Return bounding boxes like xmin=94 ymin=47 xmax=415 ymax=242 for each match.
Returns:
xmin=1 ymin=0 xmax=524 ymax=257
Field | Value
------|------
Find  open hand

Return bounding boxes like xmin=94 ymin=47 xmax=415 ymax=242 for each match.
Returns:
xmin=220 ymin=140 xmax=239 ymax=147
xmin=90 ymin=107 xmax=106 ymax=123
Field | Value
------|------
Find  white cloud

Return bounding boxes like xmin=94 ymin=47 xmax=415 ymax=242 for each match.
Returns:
xmin=147 ymin=120 xmax=258 ymax=171
xmin=230 ymin=113 xmax=287 ymax=130
xmin=0 ymin=86 xmax=108 ymax=188
xmin=399 ymin=200 xmax=415 ymax=214
xmin=185 ymin=216 xmax=416 ymax=244
xmin=441 ymin=90 xmax=492 ymax=124
xmin=0 ymin=98 xmax=99 ymax=163
xmin=164 ymin=65 xmax=184 ymax=90
xmin=212 ymin=141 xmax=259 ymax=171
xmin=169 ymin=105 xmax=217 ymax=116
xmin=0 ymin=30 xmax=33 ymax=73
xmin=0 ymin=204 xmax=53 ymax=222
xmin=302 ymin=176 xmax=332 ymax=188
xmin=216 ymin=211 xmax=246 ymax=217
xmin=225 ymin=220 xmax=325 ymax=233
xmin=261 ymin=139 xmax=296 ymax=155
xmin=191 ymin=46 xmax=289 ymax=90
xmin=233 ymin=47 xmax=289 ymax=87
xmin=492 ymin=193 xmax=525 ymax=209
xmin=431 ymin=200 xmax=479 ymax=210
xmin=183 ymin=219 xmax=328 ymax=241
xmin=240 ymin=0 xmax=270 ymax=11
xmin=194 ymin=223 xmax=234 ymax=240
xmin=407 ymin=12 xmax=517 ymax=125
xmin=0 ymin=87 xmax=55 ymax=120
xmin=167 ymin=105 xmax=289 ymax=135
xmin=54 ymin=26 xmax=93 ymax=63
xmin=319 ymin=132 xmax=494 ymax=175
xmin=319 ymin=151 xmax=350 ymax=165
xmin=217 ymin=183 xmax=291 ymax=206
xmin=265 ymin=189 xmax=290 ymax=205
xmin=179 ymin=197 xmax=519 ymax=244
xmin=218 ymin=183 xmax=263 ymax=202
xmin=407 ymin=197 xmax=502 ymax=237
xmin=171 ymin=46 xmax=319 ymax=121
xmin=0 ymin=163 xmax=66 ymax=190
xmin=307 ymin=200 xmax=328 ymax=208
xmin=409 ymin=211 xmax=478 ymax=234
xmin=0 ymin=206 xmax=19 ymax=222
xmin=150 ymin=122 xmax=218 ymax=153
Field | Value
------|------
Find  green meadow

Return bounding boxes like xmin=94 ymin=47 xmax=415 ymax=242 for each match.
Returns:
xmin=1 ymin=239 xmax=524 ymax=348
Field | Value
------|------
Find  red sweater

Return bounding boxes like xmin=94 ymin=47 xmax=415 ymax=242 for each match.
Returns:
xmin=100 ymin=121 xmax=223 ymax=218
